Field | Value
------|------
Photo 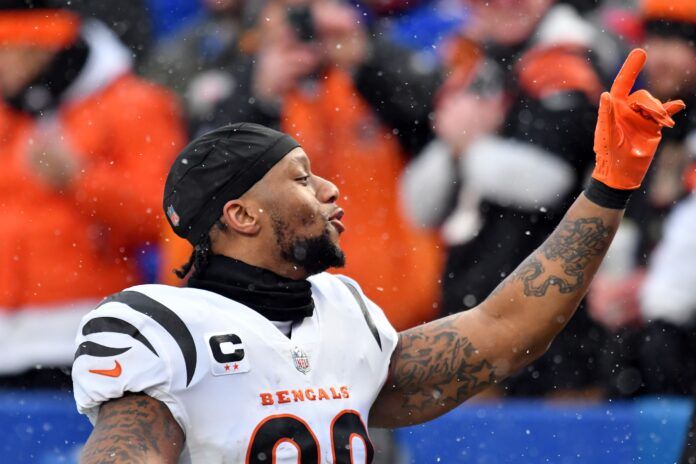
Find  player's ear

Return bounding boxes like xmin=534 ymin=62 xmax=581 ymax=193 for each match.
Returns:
xmin=221 ymin=199 xmax=261 ymax=236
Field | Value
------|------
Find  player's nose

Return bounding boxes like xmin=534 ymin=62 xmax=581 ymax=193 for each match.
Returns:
xmin=315 ymin=175 xmax=339 ymax=204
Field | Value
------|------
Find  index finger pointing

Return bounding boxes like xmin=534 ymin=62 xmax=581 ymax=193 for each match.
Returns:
xmin=610 ymin=48 xmax=647 ymax=99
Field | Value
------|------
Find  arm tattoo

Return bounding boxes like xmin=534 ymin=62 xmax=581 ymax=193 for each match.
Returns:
xmin=508 ymin=217 xmax=611 ymax=297
xmin=389 ymin=318 xmax=497 ymax=413
xmin=384 ymin=216 xmax=613 ymax=419
xmin=80 ymin=394 xmax=184 ymax=464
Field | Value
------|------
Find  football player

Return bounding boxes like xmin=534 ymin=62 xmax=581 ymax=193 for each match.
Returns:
xmin=73 ymin=49 xmax=684 ymax=463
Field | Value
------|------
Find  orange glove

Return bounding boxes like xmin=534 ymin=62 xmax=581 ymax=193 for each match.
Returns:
xmin=592 ymin=48 xmax=686 ymax=190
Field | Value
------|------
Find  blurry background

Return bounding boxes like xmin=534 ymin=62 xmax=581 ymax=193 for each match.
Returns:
xmin=0 ymin=0 xmax=695 ymax=462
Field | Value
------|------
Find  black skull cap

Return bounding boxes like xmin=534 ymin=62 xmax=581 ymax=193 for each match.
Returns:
xmin=163 ymin=122 xmax=300 ymax=245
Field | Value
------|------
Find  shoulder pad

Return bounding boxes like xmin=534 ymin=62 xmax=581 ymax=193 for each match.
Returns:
xmin=88 ymin=288 xmax=198 ymax=387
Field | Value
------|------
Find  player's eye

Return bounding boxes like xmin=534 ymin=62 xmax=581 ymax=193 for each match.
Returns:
xmin=296 ymin=175 xmax=310 ymax=185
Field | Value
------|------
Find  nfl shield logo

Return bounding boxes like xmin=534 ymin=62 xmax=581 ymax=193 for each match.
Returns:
xmin=167 ymin=205 xmax=180 ymax=227
xmin=292 ymin=346 xmax=310 ymax=374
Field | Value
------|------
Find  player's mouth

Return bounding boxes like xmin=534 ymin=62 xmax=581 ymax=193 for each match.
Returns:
xmin=328 ymin=209 xmax=345 ymax=234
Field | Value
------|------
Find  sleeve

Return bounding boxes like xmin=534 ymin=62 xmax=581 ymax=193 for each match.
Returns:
xmin=400 ymin=139 xmax=460 ymax=228
xmin=71 ymin=298 xmax=189 ymax=432
xmin=334 ymin=275 xmax=399 ymax=389
xmin=462 ymin=135 xmax=576 ymax=210
xmin=640 ymin=193 xmax=696 ymax=325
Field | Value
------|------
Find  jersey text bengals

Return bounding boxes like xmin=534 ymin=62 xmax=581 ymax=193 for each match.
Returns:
xmin=259 ymin=385 xmax=350 ymax=406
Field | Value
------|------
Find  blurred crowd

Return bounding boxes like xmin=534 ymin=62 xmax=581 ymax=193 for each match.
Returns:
xmin=1 ymin=0 xmax=695 ymax=408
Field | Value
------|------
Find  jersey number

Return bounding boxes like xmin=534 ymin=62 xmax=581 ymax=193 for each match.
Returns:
xmin=246 ymin=410 xmax=374 ymax=463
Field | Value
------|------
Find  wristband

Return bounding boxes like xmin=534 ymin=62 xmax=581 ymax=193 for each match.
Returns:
xmin=584 ymin=177 xmax=634 ymax=209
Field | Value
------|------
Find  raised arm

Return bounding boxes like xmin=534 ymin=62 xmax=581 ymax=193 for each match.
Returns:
xmin=370 ymin=49 xmax=686 ymax=428
xmin=371 ymin=194 xmax=621 ymax=426
xmin=80 ymin=394 xmax=184 ymax=464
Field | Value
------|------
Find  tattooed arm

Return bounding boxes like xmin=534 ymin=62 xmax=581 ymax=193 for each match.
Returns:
xmin=370 ymin=194 xmax=620 ymax=427
xmin=80 ymin=394 xmax=184 ymax=463
xmin=370 ymin=48 xmax=684 ymax=428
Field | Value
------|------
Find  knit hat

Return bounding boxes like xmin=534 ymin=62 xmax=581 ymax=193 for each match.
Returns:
xmin=642 ymin=0 xmax=696 ymax=42
xmin=0 ymin=0 xmax=80 ymax=49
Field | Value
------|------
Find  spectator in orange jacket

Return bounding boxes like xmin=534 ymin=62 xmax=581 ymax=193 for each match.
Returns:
xmin=401 ymin=0 xmax=623 ymax=396
xmin=0 ymin=1 xmax=185 ymax=386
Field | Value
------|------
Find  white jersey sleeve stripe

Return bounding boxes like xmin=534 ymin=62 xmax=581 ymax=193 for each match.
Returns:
xmin=81 ymin=316 xmax=159 ymax=356
xmin=97 ymin=290 xmax=198 ymax=386
xmin=74 ymin=341 xmax=131 ymax=359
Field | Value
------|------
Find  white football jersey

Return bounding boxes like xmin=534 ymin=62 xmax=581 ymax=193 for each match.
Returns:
xmin=72 ymin=273 xmax=398 ymax=463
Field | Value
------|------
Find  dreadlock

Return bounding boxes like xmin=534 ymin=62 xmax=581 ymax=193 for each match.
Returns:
xmin=174 ymin=219 xmax=228 ymax=279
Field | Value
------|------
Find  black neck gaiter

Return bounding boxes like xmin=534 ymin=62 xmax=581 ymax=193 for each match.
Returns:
xmin=187 ymin=255 xmax=314 ymax=322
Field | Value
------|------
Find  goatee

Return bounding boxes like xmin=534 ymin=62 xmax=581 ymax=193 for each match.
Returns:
xmin=273 ymin=216 xmax=346 ymax=276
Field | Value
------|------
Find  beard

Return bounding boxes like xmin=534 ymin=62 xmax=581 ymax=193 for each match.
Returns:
xmin=271 ymin=214 xmax=346 ymax=276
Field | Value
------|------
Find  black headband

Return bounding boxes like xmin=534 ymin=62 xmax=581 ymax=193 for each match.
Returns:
xmin=163 ymin=123 xmax=301 ymax=245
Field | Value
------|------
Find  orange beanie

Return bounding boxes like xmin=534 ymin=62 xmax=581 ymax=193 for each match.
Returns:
xmin=0 ymin=9 xmax=80 ymax=48
xmin=642 ymin=0 xmax=696 ymax=24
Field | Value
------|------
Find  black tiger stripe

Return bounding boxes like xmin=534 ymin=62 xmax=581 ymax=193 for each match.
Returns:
xmin=82 ymin=317 xmax=158 ymax=357
xmin=341 ymin=280 xmax=382 ymax=351
xmin=74 ymin=341 xmax=131 ymax=359
xmin=98 ymin=290 xmax=197 ymax=386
